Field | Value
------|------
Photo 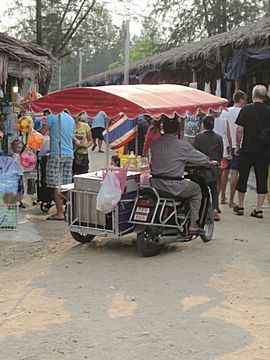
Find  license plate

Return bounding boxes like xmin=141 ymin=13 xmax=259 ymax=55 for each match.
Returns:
xmin=134 ymin=207 xmax=150 ymax=221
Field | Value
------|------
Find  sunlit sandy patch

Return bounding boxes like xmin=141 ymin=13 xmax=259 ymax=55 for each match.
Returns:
xmin=166 ymin=243 xmax=193 ymax=252
xmin=120 ymin=237 xmax=135 ymax=246
xmin=21 ymin=196 xmax=34 ymax=207
xmin=0 ymin=262 xmax=71 ymax=340
xmin=181 ymin=295 xmax=211 ymax=311
xmin=108 ymin=292 xmax=137 ymax=319
xmin=18 ymin=219 xmax=28 ymax=225
xmin=201 ymin=261 xmax=270 ymax=359
xmin=94 ymin=237 xmax=110 ymax=247
xmin=26 ymin=214 xmax=48 ymax=221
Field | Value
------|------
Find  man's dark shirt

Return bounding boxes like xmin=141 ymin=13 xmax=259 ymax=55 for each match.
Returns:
xmin=236 ymin=102 xmax=270 ymax=153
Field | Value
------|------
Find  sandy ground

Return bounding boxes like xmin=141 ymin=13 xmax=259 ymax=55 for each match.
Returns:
xmin=0 ymin=151 xmax=270 ymax=360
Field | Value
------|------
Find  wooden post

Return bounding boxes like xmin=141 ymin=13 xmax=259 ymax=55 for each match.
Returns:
xmin=192 ymin=69 xmax=196 ymax=82
xmin=123 ymin=20 xmax=130 ymax=85
xmin=79 ymin=50 xmax=82 ymax=86
xmin=226 ymin=81 xmax=232 ymax=100
xmin=58 ymin=63 xmax=62 ymax=90
xmin=235 ymin=80 xmax=240 ymax=91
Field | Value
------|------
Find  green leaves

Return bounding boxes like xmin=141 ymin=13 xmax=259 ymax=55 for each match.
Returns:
xmin=150 ymin=0 xmax=265 ymax=49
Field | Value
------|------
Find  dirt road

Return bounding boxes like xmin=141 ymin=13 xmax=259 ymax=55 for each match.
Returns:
xmin=0 ymin=187 xmax=269 ymax=360
xmin=0 ymin=152 xmax=269 ymax=359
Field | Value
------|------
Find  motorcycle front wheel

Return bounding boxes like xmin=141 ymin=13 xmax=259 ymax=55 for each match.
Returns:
xmin=201 ymin=206 xmax=214 ymax=242
xmin=137 ymin=229 xmax=162 ymax=257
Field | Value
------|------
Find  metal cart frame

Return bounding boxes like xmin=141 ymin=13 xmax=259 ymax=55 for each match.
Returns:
xmin=68 ymin=187 xmax=138 ymax=240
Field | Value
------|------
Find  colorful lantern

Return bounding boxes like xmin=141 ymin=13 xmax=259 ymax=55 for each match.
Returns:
xmin=17 ymin=116 xmax=34 ymax=134
xmin=27 ymin=131 xmax=45 ymax=150
xmin=20 ymin=151 xmax=37 ymax=170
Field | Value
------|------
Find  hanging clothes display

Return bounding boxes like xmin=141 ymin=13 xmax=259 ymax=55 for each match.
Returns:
xmin=215 ymin=79 xmax=221 ymax=97
xmin=204 ymin=82 xmax=211 ymax=93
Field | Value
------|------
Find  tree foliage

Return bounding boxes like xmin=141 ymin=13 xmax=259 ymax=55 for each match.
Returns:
xmin=7 ymin=0 xmax=122 ymax=93
xmin=108 ymin=16 xmax=163 ymax=70
xmin=151 ymin=0 xmax=266 ymax=49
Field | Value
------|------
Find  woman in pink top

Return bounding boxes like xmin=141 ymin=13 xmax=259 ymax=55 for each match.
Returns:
xmin=143 ymin=122 xmax=161 ymax=157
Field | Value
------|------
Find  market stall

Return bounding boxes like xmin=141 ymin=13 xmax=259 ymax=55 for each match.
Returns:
xmin=31 ymin=84 xmax=227 ymax=243
xmin=0 ymin=32 xmax=56 ymax=154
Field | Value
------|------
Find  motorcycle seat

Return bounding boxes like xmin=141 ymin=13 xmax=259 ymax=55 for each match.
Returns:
xmin=156 ymin=190 xmax=186 ymax=202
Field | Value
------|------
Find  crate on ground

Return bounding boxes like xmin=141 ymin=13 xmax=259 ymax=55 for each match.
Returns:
xmin=102 ymin=168 xmax=128 ymax=193
xmin=0 ymin=204 xmax=18 ymax=230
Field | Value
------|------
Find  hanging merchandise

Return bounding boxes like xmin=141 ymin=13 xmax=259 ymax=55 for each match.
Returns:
xmin=33 ymin=117 xmax=42 ymax=130
xmin=20 ymin=151 xmax=37 ymax=171
xmin=215 ymin=79 xmax=222 ymax=97
xmin=189 ymin=82 xmax=198 ymax=89
xmin=6 ymin=113 xmax=18 ymax=135
xmin=38 ymin=134 xmax=50 ymax=157
xmin=20 ymin=90 xmax=41 ymax=111
xmin=27 ymin=131 xmax=45 ymax=150
xmin=17 ymin=115 xmax=34 ymax=133
xmin=204 ymin=82 xmax=211 ymax=93
xmin=0 ymin=155 xmax=19 ymax=193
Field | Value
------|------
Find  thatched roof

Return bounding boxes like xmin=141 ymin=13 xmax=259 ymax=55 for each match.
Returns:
xmin=0 ymin=32 xmax=57 ymax=84
xmin=71 ymin=17 xmax=270 ymax=87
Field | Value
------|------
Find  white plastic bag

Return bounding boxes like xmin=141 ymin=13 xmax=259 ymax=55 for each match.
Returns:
xmin=96 ymin=170 xmax=122 ymax=213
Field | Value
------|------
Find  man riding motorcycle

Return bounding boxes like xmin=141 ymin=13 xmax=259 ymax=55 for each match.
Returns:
xmin=150 ymin=114 xmax=214 ymax=235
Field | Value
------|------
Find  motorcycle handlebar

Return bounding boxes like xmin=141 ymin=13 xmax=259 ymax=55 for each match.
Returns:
xmin=185 ymin=161 xmax=220 ymax=169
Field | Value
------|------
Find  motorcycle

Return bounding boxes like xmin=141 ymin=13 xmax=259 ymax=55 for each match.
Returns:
xmin=129 ymin=165 xmax=214 ymax=257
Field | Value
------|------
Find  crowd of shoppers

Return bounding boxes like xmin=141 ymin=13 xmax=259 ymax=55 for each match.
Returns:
xmin=138 ymin=84 xmax=270 ymax=221
xmin=37 ymin=83 xmax=269 ymax=222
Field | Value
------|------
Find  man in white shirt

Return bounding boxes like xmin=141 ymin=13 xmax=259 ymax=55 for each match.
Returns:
xmin=221 ymin=90 xmax=247 ymax=207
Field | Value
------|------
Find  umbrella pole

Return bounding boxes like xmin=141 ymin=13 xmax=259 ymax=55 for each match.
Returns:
xmin=135 ymin=118 xmax=138 ymax=156
xmin=58 ymin=113 xmax=61 ymax=192
xmin=105 ymin=116 xmax=109 ymax=169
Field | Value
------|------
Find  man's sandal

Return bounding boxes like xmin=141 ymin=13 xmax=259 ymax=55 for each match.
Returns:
xmin=250 ymin=209 xmax=263 ymax=219
xmin=233 ymin=205 xmax=244 ymax=216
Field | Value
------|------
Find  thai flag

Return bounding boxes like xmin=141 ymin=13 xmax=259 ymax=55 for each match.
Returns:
xmin=104 ymin=113 xmax=137 ymax=150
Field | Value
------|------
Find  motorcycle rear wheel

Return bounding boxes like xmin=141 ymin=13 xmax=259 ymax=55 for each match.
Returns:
xmin=201 ymin=206 xmax=214 ymax=242
xmin=137 ymin=229 xmax=162 ymax=257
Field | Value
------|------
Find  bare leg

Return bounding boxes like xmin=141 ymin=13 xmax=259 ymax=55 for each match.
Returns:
xmin=220 ymin=169 xmax=230 ymax=204
xmin=190 ymin=220 xmax=199 ymax=228
xmin=54 ymin=189 xmax=64 ymax=219
xmin=98 ymin=139 xmax=103 ymax=152
xmin=257 ymin=194 xmax=266 ymax=212
xmin=238 ymin=191 xmax=245 ymax=208
xmin=91 ymin=138 xmax=97 ymax=150
xmin=229 ymin=170 xmax=239 ymax=207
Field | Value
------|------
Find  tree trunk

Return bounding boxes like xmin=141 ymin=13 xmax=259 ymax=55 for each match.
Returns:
xmin=36 ymin=0 xmax=47 ymax=94
xmin=36 ymin=0 xmax=43 ymax=46
xmin=38 ymin=73 xmax=52 ymax=95
xmin=221 ymin=0 xmax=227 ymax=32
xmin=202 ymin=0 xmax=212 ymax=36
xmin=266 ymin=0 xmax=270 ymax=17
